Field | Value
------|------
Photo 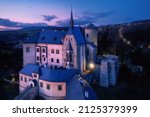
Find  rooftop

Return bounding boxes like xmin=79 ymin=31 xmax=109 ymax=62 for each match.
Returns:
xmin=20 ymin=64 xmax=78 ymax=83
xmin=24 ymin=30 xmax=66 ymax=44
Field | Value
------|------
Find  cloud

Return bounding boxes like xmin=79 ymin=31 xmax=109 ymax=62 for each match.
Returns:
xmin=81 ymin=10 xmax=115 ymax=19
xmin=42 ymin=15 xmax=57 ymax=22
xmin=0 ymin=18 xmax=48 ymax=28
xmin=56 ymin=10 xmax=115 ymax=26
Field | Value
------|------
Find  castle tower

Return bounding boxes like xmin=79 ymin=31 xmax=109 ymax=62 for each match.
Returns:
xmin=84 ymin=23 xmax=98 ymax=46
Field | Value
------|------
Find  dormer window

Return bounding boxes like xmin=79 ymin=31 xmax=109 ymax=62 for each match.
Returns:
xmin=34 ymin=74 xmax=37 ymax=78
xmin=54 ymin=37 xmax=57 ymax=41
xmin=42 ymin=37 xmax=45 ymax=40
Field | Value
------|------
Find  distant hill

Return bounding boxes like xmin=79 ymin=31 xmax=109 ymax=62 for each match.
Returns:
xmin=0 ymin=26 xmax=68 ymax=42
xmin=98 ymin=19 xmax=150 ymax=68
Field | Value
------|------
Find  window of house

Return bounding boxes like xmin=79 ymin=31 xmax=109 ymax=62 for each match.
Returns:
xmin=51 ymin=49 xmax=54 ymax=54
xmin=36 ymin=48 xmax=40 ymax=52
xmin=24 ymin=77 xmax=27 ymax=82
xmin=56 ymin=49 xmax=59 ymax=54
xmin=56 ymin=59 xmax=59 ymax=63
xmin=58 ymin=85 xmax=62 ymax=91
xmin=51 ymin=58 xmax=54 ymax=62
xmin=37 ymin=56 xmax=40 ymax=61
xmin=47 ymin=84 xmax=50 ymax=90
xmin=26 ymin=47 xmax=30 ymax=52
xmin=40 ymin=82 xmax=43 ymax=88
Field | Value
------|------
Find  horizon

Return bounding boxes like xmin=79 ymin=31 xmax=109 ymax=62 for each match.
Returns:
xmin=0 ymin=0 xmax=150 ymax=31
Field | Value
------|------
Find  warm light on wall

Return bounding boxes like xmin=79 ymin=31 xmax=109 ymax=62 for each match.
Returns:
xmin=89 ymin=63 xmax=95 ymax=69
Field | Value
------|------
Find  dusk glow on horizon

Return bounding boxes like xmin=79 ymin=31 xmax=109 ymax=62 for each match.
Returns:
xmin=0 ymin=0 xmax=150 ymax=30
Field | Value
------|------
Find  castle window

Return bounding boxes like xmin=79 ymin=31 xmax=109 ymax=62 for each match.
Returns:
xmin=24 ymin=77 xmax=27 ymax=82
xmin=36 ymin=56 xmax=40 ymax=61
xmin=40 ymin=82 xmax=43 ymax=88
xmin=26 ymin=47 xmax=30 ymax=52
xmin=42 ymin=48 xmax=46 ymax=53
xmin=47 ymin=84 xmax=50 ymax=90
xmin=56 ymin=59 xmax=59 ymax=63
xmin=36 ymin=48 xmax=40 ymax=52
xmin=42 ymin=37 xmax=45 ymax=40
xmin=51 ymin=58 xmax=54 ymax=62
xmin=58 ymin=85 xmax=62 ymax=91
xmin=51 ymin=49 xmax=54 ymax=54
xmin=56 ymin=49 xmax=59 ymax=54
xmin=20 ymin=76 xmax=23 ymax=81
xmin=34 ymin=74 xmax=37 ymax=78
xmin=86 ymin=33 xmax=89 ymax=37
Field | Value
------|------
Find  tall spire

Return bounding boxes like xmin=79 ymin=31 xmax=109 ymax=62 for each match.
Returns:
xmin=70 ymin=6 xmax=74 ymax=28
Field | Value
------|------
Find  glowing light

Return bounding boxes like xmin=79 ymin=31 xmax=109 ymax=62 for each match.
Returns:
xmin=89 ymin=63 xmax=95 ymax=69
xmin=127 ymin=41 xmax=131 ymax=45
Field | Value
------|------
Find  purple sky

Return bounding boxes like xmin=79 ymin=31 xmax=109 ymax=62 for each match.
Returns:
xmin=0 ymin=0 xmax=150 ymax=30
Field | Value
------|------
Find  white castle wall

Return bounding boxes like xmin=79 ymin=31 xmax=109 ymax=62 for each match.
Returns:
xmin=85 ymin=29 xmax=98 ymax=46
xmin=39 ymin=80 xmax=66 ymax=98
xmin=23 ymin=44 xmax=36 ymax=66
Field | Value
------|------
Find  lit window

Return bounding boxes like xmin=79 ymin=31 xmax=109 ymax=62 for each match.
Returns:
xmin=58 ymin=85 xmax=62 ymax=91
xmin=51 ymin=49 xmax=54 ymax=54
xmin=47 ymin=84 xmax=50 ymax=90
xmin=51 ymin=58 xmax=54 ymax=62
xmin=26 ymin=47 xmax=30 ymax=52
xmin=40 ymin=82 xmax=43 ymax=88
xmin=56 ymin=49 xmax=59 ymax=54
xmin=56 ymin=59 xmax=59 ymax=63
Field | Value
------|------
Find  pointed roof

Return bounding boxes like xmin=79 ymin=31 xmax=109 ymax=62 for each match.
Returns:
xmin=66 ymin=40 xmax=73 ymax=51
xmin=67 ymin=27 xmax=86 ymax=45
xmin=85 ymin=23 xmax=97 ymax=29
xmin=70 ymin=8 xmax=74 ymax=28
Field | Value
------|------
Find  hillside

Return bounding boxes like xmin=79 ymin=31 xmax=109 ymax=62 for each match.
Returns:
xmin=98 ymin=19 xmax=150 ymax=74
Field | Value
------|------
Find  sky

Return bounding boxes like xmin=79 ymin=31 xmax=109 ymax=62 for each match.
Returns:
xmin=0 ymin=0 xmax=150 ymax=30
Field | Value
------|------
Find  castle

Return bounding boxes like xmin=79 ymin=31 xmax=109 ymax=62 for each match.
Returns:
xmin=19 ymin=10 xmax=119 ymax=100
xmin=19 ymin=10 xmax=97 ymax=100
